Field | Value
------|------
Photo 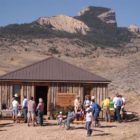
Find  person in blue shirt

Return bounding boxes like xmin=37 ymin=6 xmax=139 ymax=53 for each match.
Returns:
xmin=22 ymin=96 xmax=28 ymax=123
xmin=89 ymin=99 xmax=101 ymax=127
xmin=114 ymin=95 xmax=123 ymax=122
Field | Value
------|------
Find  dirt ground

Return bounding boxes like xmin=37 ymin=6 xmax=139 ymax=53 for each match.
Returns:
xmin=0 ymin=118 xmax=139 ymax=140
xmin=0 ymin=92 xmax=140 ymax=140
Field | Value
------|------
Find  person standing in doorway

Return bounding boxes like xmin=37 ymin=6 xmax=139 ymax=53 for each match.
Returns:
xmin=37 ymin=98 xmax=44 ymax=126
xmin=22 ymin=96 xmax=28 ymax=123
xmin=83 ymin=95 xmax=91 ymax=108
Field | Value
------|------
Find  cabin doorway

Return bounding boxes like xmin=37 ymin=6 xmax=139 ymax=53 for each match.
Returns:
xmin=83 ymin=85 xmax=92 ymax=100
xmin=35 ymin=86 xmax=48 ymax=115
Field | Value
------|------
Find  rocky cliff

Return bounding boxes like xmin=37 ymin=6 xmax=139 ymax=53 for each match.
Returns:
xmin=128 ymin=24 xmax=140 ymax=33
xmin=78 ymin=6 xmax=117 ymax=27
xmin=36 ymin=15 xmax=90 ymax=35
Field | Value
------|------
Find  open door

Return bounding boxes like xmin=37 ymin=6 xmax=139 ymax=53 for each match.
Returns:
xmin=35 ymin=86 xmax=48 ymax=115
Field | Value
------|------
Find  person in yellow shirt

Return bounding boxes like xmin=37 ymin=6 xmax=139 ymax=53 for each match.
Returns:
xmin=102 ymin=97 xmax=111 ymax=122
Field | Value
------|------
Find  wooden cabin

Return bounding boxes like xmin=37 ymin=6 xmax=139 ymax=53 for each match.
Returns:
xmin=0 ymin=57 xmax=110 ymax=116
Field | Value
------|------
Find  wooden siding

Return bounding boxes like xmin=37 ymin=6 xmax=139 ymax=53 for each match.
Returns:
xmin=0 ymin=82 xmax=109 ymax=116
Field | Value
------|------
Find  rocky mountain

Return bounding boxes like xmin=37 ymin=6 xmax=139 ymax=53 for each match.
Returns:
xmin=36 ymin=15 xmax=90 ymax=35
xmin=0 ymin=6 xmax=131 ymax=47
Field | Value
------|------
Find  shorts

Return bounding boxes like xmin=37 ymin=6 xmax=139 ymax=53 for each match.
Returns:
xmin=13 ymin=107 xmax=18 ymax=116
xmin=28 ymin=111 xmax=35 ymax=121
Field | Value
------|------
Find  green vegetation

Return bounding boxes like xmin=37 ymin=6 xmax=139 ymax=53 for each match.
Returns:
xmin=48 ymin=47 xmax=59 ymax=54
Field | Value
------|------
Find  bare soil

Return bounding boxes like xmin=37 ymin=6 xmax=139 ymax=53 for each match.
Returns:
xmin=0 ymin=119 xmax=139 ymax=140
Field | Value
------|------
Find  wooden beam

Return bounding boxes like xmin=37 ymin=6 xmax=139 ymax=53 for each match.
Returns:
xmin=0 ymin=85 xmax=1 ymax=110
xmin=47 ymin=86 xmax=51 ymax=117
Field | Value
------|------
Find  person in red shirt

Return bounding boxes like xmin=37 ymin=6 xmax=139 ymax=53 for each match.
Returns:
xmin=37 ymin=98 xmax=44 ymax=126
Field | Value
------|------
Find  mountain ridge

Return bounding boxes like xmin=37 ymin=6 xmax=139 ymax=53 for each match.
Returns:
xmin=0 ymin=6 xmax=140 ymax=95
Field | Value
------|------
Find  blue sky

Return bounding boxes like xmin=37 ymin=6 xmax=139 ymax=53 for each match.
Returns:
xmin=0 ymin=0 xmax=139 ymax=27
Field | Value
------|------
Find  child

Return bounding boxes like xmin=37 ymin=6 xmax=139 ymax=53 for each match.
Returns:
xmin=57 ymin=112 xmax=63 ymax=127
xmin=85 ymin=106 xmax=92 ymax=136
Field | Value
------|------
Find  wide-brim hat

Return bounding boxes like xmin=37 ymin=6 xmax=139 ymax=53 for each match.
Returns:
xmin=14 ymin=93 xmax=18 ymax=97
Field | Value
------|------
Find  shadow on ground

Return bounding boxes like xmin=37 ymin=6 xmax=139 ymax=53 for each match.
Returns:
xmin=0 ymin=122 xmax=13 ymax=128
xmin=93 ymin=133 xmax=111 ymax=136
xmin=100 ymin=125 xmax=117 ymax=128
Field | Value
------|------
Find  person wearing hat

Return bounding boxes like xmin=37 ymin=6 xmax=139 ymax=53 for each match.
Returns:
xmin=85 ymin=106 xmax=93 ymax=136
xmin=57 ymin=111 xmax=63 ymax=127
xmin=12 ymin=96 xmax=19 ymax=123
xmin=37 ymin=98 xmax=44 ymax=126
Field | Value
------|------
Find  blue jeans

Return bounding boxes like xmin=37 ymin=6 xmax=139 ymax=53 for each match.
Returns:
xmin=57 ymin=118 xmax=63 ymax=126
xmin=94 ymin=112 xmax=100 ymax=125
xmin=116 ymin=106 xmax=121 ymax=122
xmin=64 ymin=117 xmax=74 ymax=128
xmin=23 ymin=107 xmax=28 ymax=123
xmin=85 ymin=121 xmax=92 ymax=135
xmin=38 ymin=111 xmax=44 ymax=125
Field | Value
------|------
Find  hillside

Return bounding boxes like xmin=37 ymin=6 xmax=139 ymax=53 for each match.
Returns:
xmin=0 ymin=5 xmax=140 ymax=96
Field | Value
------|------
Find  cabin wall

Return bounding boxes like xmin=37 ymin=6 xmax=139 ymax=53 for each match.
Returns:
xmin=48 ymin=83 xmax=82 ymax=115
xmin=0 ymin=82 xmax=13 ymax=110
xmin=91 ymin=83 xmax=108 ymax=105
xmin=0 ymin=82 xmax=35 ymax=110
xmin=0 ymin=82 xmax=109 ymax=116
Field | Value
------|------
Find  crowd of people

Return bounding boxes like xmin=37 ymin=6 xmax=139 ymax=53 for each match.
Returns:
xmin=56 ymin=94 xmax=126 ymax=137
xmin=11 ymin=93 xmax=126 ymax=137
xmin=12 ymin=95 xmax=44 ymax=126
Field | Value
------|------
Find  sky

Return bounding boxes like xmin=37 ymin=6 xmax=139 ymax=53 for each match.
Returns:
xmin=0 ymin=0 xmax=140 ymax=27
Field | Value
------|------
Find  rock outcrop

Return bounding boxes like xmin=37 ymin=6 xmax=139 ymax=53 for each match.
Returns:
xmin=97 ymin=9 xmax=117 ymax=26
xmin=78 ymin=6 xmax=117 ymax=27
xmin=36 ymin=15 xmax=90 ymax=35
xmin=128 ymin=24 xmax=140 ymax=33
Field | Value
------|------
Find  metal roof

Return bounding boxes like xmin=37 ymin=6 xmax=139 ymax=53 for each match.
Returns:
xmin=0 ymin=57 xmax=110 ymax=83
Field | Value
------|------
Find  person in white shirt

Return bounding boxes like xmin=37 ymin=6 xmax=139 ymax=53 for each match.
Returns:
xmin=113 ymin=94 xmax=123 ymax=122
xmin=12 ymin=96 xmax=19 ymax=122
xmin=85 ymin=106 xmax=93 ymax=137
xmin=83 ymin=95 xmax=91 ymax=108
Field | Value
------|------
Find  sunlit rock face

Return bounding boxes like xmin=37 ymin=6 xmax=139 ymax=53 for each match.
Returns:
xmin=36 ymin=15 xmax=90 ymax=35
xmin=128 ymin=24 xmax=140 ymax=33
